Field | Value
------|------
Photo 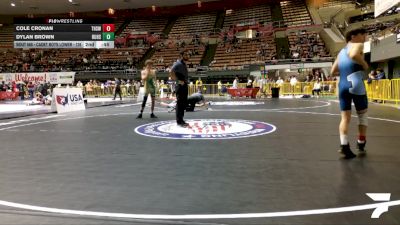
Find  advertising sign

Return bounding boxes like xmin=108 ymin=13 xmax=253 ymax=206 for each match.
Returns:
xmin=51 ymin=87 xmax=85 ymax=113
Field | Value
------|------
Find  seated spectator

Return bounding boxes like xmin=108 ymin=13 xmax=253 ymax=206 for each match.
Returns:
xmin=368 ymin=70 xmax=377 ymax=83
xmin=376 ymin=69 xmax=386 ymax=79
xmin=312 ymin=80 xmax=322 ymax=98
xmin=246 ymin=77 xmax=253 ymax=88
xmin=276 ymin=77 xmax=284 ymax=87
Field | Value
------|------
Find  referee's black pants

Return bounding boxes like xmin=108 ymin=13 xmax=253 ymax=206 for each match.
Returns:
xmin=176 ymin=83 xmax=188 ymax=124
xmin=113 ymin=88 xmax=122 ymax=100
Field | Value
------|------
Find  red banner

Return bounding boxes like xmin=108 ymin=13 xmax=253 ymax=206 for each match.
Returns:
xmin=0 ymin=91 xmax=19 ymax=100
xmin=227 ymin=88 xmax=260 ymax=98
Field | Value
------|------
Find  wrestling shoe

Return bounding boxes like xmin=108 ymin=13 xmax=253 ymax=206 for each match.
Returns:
xmin=339 ymin=144 xmax=356 ymax=159
xmin=357 ymin=140 xmax=366 ymax=152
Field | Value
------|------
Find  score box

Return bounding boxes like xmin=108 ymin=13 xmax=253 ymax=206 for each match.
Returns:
xmin=102 ymin=32 xmax=115 ymax=41
xmin=102 ymin=24 xmax=115 ymax=32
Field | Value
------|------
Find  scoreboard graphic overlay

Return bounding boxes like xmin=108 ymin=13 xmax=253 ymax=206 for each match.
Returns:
xmin=14 ymin=18 xmax=114 ymax=49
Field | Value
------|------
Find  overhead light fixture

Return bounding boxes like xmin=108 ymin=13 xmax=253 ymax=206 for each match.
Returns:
xmin=11 ymin=2 xmax=16 ymax=6
xmin=68 ymin=0 xmax=73 ymax=2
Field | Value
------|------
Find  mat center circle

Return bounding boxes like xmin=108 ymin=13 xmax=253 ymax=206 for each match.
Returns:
xmin=134 ymin=119 xmax=276 ymax=139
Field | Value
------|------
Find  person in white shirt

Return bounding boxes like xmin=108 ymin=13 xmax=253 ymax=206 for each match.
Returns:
xmin=290 ymin=76 xmax=298 ymax=96
xmin=246 ymin=77 xmax=253 ymax=88
xmin=275 ymin=77 xmax=284 ymax=87
xmin=76 ymin=81 xmax=83 ymax=88
xmin=312 ymin=79 xmax=322 ymax=97
xmin=217 ymin=80 xmax=222 ymax=96
xmin=232 ymin=76 xmax=239 ymax=88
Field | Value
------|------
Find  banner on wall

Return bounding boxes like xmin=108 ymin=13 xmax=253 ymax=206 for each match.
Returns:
xmin=51 ymin=88 xmax=85 ymax=114
xmin=375 ymin=0 xmax=400 ymax=17
xmin=0 ymin=72 xmax=75 ymax=84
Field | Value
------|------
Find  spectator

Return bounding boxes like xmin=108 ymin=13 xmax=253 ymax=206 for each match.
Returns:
xmin=367 ymin=70 xmax=377 ymax=83
xmin=276 ymin=76 xmax=284 ymax=87
xmin=27 ymin=82 xmax=35 ymax=99
xmin=376 ymin=69 xmax=386 ymax=80
xmin=312 ymin=79 xmax=322 ymax=98
xmin=233 ymin=76 xmax=239 ymax=88
xmin=195 ymin=77 xmax=203 ymax=92
xmin=246 ymin=76 xmax=253 ymax=88
xmin=290 ymin=75 xmax=298 ymax=95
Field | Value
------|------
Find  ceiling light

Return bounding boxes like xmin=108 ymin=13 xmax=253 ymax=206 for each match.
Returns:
xmin=11 ymin=2 xmax=16 ymax=6
xmin=68 ymin=0 xmax=73 ymax=2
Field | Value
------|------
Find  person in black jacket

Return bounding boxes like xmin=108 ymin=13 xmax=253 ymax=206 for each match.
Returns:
xmin=170 ymin=50 xmax=190 ymax=127
xmin=113 ymin=78 xmax=122 ymax=100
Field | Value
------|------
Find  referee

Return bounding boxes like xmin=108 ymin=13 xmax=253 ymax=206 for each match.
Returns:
xmin=170 ymin=50 xmax=190 ymax=127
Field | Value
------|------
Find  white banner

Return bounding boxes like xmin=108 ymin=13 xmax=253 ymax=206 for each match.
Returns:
xmin=0 ymin=72 xmax=75 ymax=84
xmin=51 ymin=88 xmax=85 ymax=114
xmin=289 ymin=63 xmax=304 ymax=69
xmin=375 ymin=0 xmax=400 ymax=17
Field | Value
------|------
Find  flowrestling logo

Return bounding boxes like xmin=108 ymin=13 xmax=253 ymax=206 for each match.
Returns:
xmin=134 ymin=119 xmax=276 ymax=139
xmin=56 ymin=94 xmax=83 ymax=106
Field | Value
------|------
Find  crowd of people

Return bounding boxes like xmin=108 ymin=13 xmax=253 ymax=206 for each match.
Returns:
xmin=0 ymin=80 xmax=53 ymax=104
xmin=289 ymin=31 xmax=329 ymax=61
xmin=0 ymin=48 xmax=136 ymax=73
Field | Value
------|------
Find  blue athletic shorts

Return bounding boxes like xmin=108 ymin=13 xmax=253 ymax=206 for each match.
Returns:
xmin=339 ymin=71 xmax=368 ymax=111
xmin=339 ymin=89 xmax=368 ymax=111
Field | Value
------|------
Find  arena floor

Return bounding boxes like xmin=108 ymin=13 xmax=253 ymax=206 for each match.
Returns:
xmin=0 ymin=98 xmax=399 ymax=225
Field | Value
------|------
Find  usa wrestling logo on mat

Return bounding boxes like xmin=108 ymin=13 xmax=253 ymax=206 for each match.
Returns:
xmin=134 ymin=119 xmax=276 ymax=139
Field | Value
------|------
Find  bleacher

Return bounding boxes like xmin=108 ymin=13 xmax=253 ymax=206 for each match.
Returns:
xmin=151 ymin=42 xmax=205 ymax=70
xmin=280 ymin=0 xmax=312 ymax=27
xmin=364 ymin=19 xmax=400 ymax=35
xmin=97 ymin=48 xmax=144 ymax=62
xmin=210 ymin=5 xmax=275 ymax=70
xmin=288 ymin=30 xmax=330 ymax=59
xmin=223 ymin=5 xmax=272 ymax=30
xmin=211 ymin=36 xmax=276 ymax=70
xmin=0 ymin=26 xmax=14 ymax=48
xmin=96 ymin=18 xmax=166 ymax=63
xmin=149 ymin=12 xmax=216 ymax=70
xmin=0 ymin=49 xmax=23 ymax=70
xmin=168 ymin=12 xmax=216 ymax=39
xmin=120 ymin=18 xmax=167 ymax=37
xmin=320 ymin=0 xmax=354 ymax=8
xmin=114 ymin=18 xmax=126 ymax=34
xmin=52 ymin=49 xmax=94 ymax=61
